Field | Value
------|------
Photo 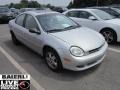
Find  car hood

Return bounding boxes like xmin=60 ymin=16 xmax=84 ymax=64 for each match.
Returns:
xmin=105 ymin=18 xmax=120 ymax=25
xmin=50 ymin=27 xmax=105 ymax=51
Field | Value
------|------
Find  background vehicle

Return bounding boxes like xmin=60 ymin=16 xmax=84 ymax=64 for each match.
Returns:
xmin=0 ymin=7 xmax=13 ymax=22
xmin=88 ymin=7 xmax=120 ymax=18
xmin=19 ymin=8 xmax=37 ymax=14
xmin=19 ymin=8 xmax=51 ymax=14
xmin=9 ymin=11 xmax=107 ymax=72
xmin=111 ymin=6 xmax=120 ymax=10
xmin=52 ymin=7 xmax=68 ymax=13
xmin=36 ymin=7 xmax=51 ymax=11
xmin=10 ymin=8 xmax=19 ymax=18
xmin=64 ymin=9 xmax=120 ymax=44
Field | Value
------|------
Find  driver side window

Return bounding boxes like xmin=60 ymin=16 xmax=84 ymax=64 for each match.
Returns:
xmin=66 ymin=11 xmax=80 ymax=18
xmin=24 ymin=14 xmax=39 ymax=31
xmin=79 ymin=11 xmax=94 ymax=19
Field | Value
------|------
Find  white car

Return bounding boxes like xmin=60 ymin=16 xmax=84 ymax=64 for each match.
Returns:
xmin=9 ymin=11 xmax=107 ymax=72
xmin=63 ymin=9 xmax=120 ymax=44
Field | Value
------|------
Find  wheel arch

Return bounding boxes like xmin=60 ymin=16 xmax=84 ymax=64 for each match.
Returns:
xmin=100 ymin=27 xmax=117 ymax=40
xmin=43 ymin=45 xmax=63 ymax=68
xmin=43 ymin=45 xmax=60 ymax=58
xmin=10 ymin=30 xmax=14 ymax=34
xmin=43 ymin=45 xmax=63 ymax=71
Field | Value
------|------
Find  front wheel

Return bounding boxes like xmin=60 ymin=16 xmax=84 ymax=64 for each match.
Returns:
xmin=44 ymin=48 xmax=63 ymax=72
xmin=101 ymin=29 xmax=117 ymax=44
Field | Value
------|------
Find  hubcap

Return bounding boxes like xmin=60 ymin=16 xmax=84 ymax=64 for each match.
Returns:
xmin=45 ymin=52 xmax=58 ymax=69
xmin=102 ymin=31 xmax=114 ymax=43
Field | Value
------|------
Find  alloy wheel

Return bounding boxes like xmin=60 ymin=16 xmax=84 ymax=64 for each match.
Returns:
xmin=45 ymin=52 xmax=58 ymax=70
xmin=102 ymin=31 xmax=114 ymax=43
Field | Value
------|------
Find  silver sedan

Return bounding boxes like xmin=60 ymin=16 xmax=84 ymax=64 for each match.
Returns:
xmin=9 ymin=11 xmax=108 ymax=72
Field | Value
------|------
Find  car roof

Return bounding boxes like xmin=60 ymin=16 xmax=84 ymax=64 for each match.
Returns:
xmin=88 ymin=6 xmax=110 ymax=9
xmin=24 ymin=10 xmax=59 ymax=16
xmin=68 ymin=8 xmax=97 ymax=12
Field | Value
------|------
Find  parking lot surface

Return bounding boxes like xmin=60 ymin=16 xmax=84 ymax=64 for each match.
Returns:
xmin=0 ymin=24 xmax=120 ymax=90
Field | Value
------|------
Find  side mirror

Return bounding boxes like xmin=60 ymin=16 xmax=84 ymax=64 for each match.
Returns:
xmin=29 ymin=28 xmax=40 ymax=35
xmin=89 ymin=16 xmax=97 ymax=20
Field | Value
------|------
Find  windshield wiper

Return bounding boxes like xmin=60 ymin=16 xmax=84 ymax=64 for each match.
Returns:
xmin=64 ymin=25 xmax=80 ymax=30
xmin=46 ymin=25 xmax=80 ymax=33
xmin=46 ymin=29 xmax=64 ymax=33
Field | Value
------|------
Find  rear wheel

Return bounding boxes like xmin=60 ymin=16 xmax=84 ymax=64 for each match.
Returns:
xmin=101 ymin=29 xmax=117 ymax=44
xmin=44 ymin=48 xmax=63 ymax=72
xmin=10 ymin=31 xmax=21 ymax=45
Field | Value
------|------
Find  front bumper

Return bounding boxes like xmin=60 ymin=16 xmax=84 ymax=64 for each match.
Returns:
xmin=62 ymin=42 xmax=108 ymax=71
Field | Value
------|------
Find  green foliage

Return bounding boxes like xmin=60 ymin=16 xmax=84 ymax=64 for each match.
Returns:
xmin=20 ymin=0 xmax=28 ymax=4
xmin=67 ymin=0 xmax=120 ymax=8
xmin=8 ymin=0 xmax=62 ymax=11
xmin=46 ymin=4 xmax=55 ymax=10
xmin=9 ymin=3 xmax=14 ymax=8
xmin=9 ymin=0 xmax=41 ymax=9
xmin=28 ymin=1 xmax=41 ymax=8
xmin=67 ymin=1 xmax=73 ymax=9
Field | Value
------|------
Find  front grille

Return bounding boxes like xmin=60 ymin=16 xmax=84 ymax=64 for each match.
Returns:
xmin=88 ymin=44 xmax=104 ymax=54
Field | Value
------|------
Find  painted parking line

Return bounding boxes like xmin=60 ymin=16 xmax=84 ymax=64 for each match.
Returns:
xmin=108 ymin=47 xmax=120 ymax=53
xmin=0 ymin=46 xmax=45 ymax=90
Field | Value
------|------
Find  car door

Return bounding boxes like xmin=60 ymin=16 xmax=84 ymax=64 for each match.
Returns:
xmin=14 ymin=14 xmax=26 ymax=43
xmin=23 ymin=14 xmax=43 ymax=54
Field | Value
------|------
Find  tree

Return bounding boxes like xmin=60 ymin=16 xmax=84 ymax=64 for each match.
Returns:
xmin=98 ymin=0 xmax=112 ymax=6
xmin=14 ymin=4 xmax=22 ymax=9
xmin=46 ymin=4 xmax=55 ymax=10
xmin=28 ymin=1 xmax=41 ymax=8
xmin=112 ymin=0 xmax=120 ymax=4
xmin=67 ymin=0 xmax=120 ymax=8
xmin=20 ymin=0 xmax=28 ymax=4
xmin=9 ymin=3 xmax=14 ymax=8
xmin=67 ymin=1 xmax=73 ymax=8
xmin=20 ymin=0 xmax=28 ymax=8
xmin=8 ymin=0 xmax=41 ymax=9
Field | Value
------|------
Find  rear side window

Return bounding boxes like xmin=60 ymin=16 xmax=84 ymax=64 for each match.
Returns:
xmin=15 ymin=14 xmax=26 ymax=26
xmin=24 ymin=14 xmax=39 ymax=30
xmin=66 ymin=11 xmax=80 ymax=18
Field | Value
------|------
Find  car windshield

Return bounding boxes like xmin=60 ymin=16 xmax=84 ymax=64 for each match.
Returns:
xmin=0 ymin=7 xmax=9 ymax=13
xmin=99 ymin=8 xmax=120 ymax=18
xmin=112 ymin=8 xmax=120 ymax=14
xmin=114 ymin=7 xmax=120 ymax=10
xmin=36 ymin=13 xmax=80 ymax=33
xmin=92 ymin=9 xmax=115 ymax=20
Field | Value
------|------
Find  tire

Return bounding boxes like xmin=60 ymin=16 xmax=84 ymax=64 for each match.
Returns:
xmin=44 ymin=48 xmax=63 ymax=72
xmin=10 ymin=31 xmax=21 ymax=45
xmin=100 ymin=29 xmax=117 ymax=44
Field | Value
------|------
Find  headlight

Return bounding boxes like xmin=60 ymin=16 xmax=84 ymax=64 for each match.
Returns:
xmin=70 ymin=46 xmax=84 ymax=57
